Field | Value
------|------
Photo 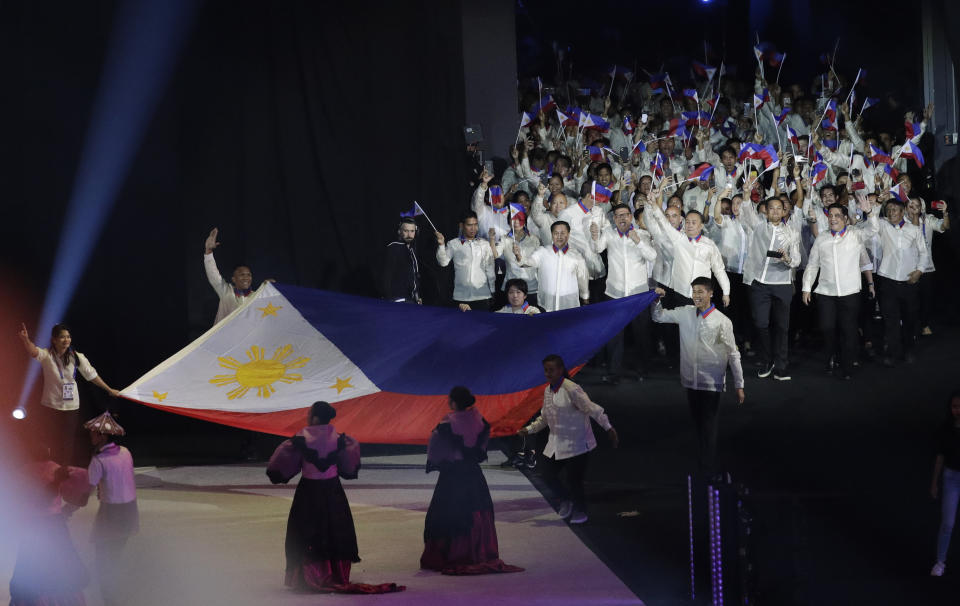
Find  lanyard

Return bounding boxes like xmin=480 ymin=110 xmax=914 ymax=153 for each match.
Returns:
xmin=54 ymin=351 xmax=78 ymax=382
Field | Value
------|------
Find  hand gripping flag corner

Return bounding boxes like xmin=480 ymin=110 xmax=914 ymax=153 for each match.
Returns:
xmin=120 ymin=283 xmax=658 ymax=444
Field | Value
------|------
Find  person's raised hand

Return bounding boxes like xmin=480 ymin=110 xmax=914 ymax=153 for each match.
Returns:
xmin=590 ymin=222 xmax=600 ymax=240
xmin=512 ymin=242 xmax=522 ymax=260
xmin=538 ymin=182 xmax=548 ymax=197
xmin=18 ymin=322 xmax=28 ymax=341
xmin=924 ymin=102 xmax=935 ymax=121
xmin=481 ymin=170 xmax=493 ymax=185
xmin=629 ymin=229 xmax=641 ymax=243
xmin=488 ymin=228 xmax=497 ymax=241
xmin=204 ymin=227 xmax=220 ymax=253
xmin=435 ymin=231 xmax=445 ymax=246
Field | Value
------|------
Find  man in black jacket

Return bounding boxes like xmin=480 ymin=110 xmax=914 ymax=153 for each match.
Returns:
xmin=382 ymin=217 xmax=422 ymax=303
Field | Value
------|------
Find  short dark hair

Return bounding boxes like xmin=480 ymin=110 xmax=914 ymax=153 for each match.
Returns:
xmin=551 ymin=220 xmax=571 ymax=233
xmin=886 ymin=198 xmax=905 ymax=209
xmin=819 ymin=184 xmax=837 ymax=196
xmin=461 ymin=210 xmax=478 ymax=223
xmin=633 ymin=208 xmax=644 ymax=220
xmin=596 ymin=162 xmax=613 ymax=173
xmin=685 ymin=210 xmax=705 ymax=222
xmin=309 ymin=401 xmax=337 ymax=425
xmin=448 ymin=386 xmax=476 ymax=410
xmin=541 ymin=354 xmax=570 ymax=379
xmin=399 ymin=217 xmax=417 ymax=228
xmin=691 ymin=276 xmax=714 ymax=290
xmin=504 ymin=278 xmax=529 ymax=295
xmin=827 ymin=202 xmax=848 ymax=217
xmin=611 ymin=203 xmax=631 ymax=215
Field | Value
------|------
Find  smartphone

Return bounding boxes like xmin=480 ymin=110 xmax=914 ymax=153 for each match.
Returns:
xmin=931 ymin=200 xmax=945 ymax=211
xmin=777 ymin=177 xmax=786 ymax=190
xmin=619 ymin=146 xmax=630 ymax=163
xmin=765 ymin=250 xmax=784 ymax=258
xmin=483 ymin=160 xmax=493 ymax=175
xmin=641 ymin=113 xmax=648 ymax=124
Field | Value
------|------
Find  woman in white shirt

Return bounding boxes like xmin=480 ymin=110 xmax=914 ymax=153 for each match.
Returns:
xmin=519 ymin=354 xmax=618 ymax=525
xmin=18 ymin=323 xmax=120 ymax=464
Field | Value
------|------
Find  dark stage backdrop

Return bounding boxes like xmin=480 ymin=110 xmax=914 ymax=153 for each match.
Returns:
xmin=0 ymin=0 xmax=471 ymax=432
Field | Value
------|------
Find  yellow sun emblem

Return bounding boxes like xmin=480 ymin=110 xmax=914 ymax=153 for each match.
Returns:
xmin=256 ymin=302 xmax=282 ymax=317
xmin=209 ymin=345 xmax=310 ymax=399
xmin=152 ymin=391 xmax=168 ymax=402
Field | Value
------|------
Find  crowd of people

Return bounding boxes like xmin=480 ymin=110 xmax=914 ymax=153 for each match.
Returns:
xmin=382 ymin=57 xmax=956 ymax=574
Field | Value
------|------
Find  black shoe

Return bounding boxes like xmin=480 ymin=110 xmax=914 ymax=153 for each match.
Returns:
xmin=773 ymin=372 xmax=791 ymax=381
xmin=758 ymin=364 xmax=774 ymax=378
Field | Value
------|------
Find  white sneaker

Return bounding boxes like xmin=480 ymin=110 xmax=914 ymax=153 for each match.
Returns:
xmin=569 ymin=511 xmax=588 ymax=524
xmin=931 ymin=561 xmax=946 ymax=577
xmin=557 ymin=500 xmax=574 ymax=519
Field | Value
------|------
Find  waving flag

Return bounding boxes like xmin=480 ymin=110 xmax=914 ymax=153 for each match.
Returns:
xmin=622 ymin=116 xmax=636 ymax=134
xmin=738 ymin=143 xmax=779 ymax=170
xmin=592 ymin=180 xmax=612 ymax=203
xmin=774 ymin=107 xmax=791 ymax=126
xmin=689 ymin=163 xmax=715 ymax=182
xmin=787 ymin=126 xmax=800 ymax=148
xmin=860 ymin=97 xmax=880 ymax=115
xmin=556 ymin=108 xmax=576 ymax=127
xmin=753 ymin=92 xmax=766 ymax=110
xmin=870 ymin=144 xmax=893 ymax=165
xmin=889 ymin=183 xmax=908 ymax=202
xmin=692 ymin=60 xmax=717 ymax=81
xmin=583 ymin=113 xmax=611 ymax=132
xmin=822 ymin=138 xmax=838 ymax=150
xmin=520 ymin=111 xmax=534 ymax=128
xmin=532 ymin=93 xmax=557 ymax=115
xmin=632 ymin=139 xmax=647 ymax=155
xmin=905 ymin=120 xmax=923 ymax=140
xmin=821 ymin=99 xmax=838 ymax=131
xmin=881 ymin=162 xmax=900 ymax=182
xmin=651 ymin=153 xmax=664 ymax=179
xmin=899 ymin=140 xmax=925 ymax=168
xmin=811 ymin=162 xmax=829 ymax=186
xmin=489 ymin=185 xmax=504 ymax=206
xmin=586 ymin=145 xmax=605 ymax=163
xmin=767 ymin=52 xmax=785 ymax=67
xmin=649 ymin=73 xmax=667 ymax=89
xmin=399 ymin=201 xmax=425 ymax=218
xmin=705 ymin=93 xmax=721 ymax=111
xmin=665 ymin=117 xmax=688 ymax=138
xmin=121 ymin=284 xmax=658 ymax=443
xmin=682 ymin=111 xmax=712 ymax=128
xmin=682 ymin=88 xmax=699 ymax=102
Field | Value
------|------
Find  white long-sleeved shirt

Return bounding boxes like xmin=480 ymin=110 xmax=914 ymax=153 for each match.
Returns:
xmin=524 ymin=378 xmax=612 ymax=460
xmin=592 ymin=225 xmax=657 ymax=298
xmin=472 ymin=184 xmax=511 ymax=241
xmin=802 ymin=213 xmax=878 ymax=296
xmin=876 ymin=219 xmax=928 ymax=281
xmin=435 ymin=237 xmax=495 ymax=302
xmin=499 ymin=231 xmax=541 ymax=293
xmin=558 ymin=200 xmax=610 ymax=279
xmin=916 ymin=215 xmax=945 ymax=272
xmin=519 ymin=244 xmax=589 ymax=311
xmin=204 ymin=252 xmax=256 ymax=324
xmin=645 ymin=202 xmax=730 ymax=298
xmin=708 ymin=214 xmax=749 ymax=274
xmin=652 ymin=302 xmax=745 ymax=392
xmin=739 ymin=202 xmax=801 ymax=285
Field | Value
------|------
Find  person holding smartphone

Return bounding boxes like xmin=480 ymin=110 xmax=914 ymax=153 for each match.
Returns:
xmin=737 ymin=183 xmax=801 ymax=381
xmin=906 ymin=197 xmax=950 ymax=336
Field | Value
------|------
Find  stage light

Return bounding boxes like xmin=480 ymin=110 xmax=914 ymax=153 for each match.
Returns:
xmin=11 ymin=407 xmax=26 ymax=420
xmin=15 ymin=0 xmax=196 ymax=411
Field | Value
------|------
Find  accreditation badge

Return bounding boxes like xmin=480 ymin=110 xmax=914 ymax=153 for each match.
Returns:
xmin=62 ymin=382 xmax=76 ymax=401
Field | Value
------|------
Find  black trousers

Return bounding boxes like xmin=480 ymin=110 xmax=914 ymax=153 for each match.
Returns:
xmin=878 ymin=276 xmax=919 ymax=358
xmin=540 ymin=451 xmax=590 ymax=513
xmin=454 ymin=298 xmax=492 ymax=311
xmin=686 ymin=389 xmax=722 ymax=471
xmin=604 ymin=295 xmax=653 ymax=375
xmin=815 ymin=292 xmax=860 ymax=374
xmin=918 ymin=271 xmax=935 ymax=328
xmin=726 ymin=271 xmax=751 ymax=344
xmin=32 ymin=405 xmax=81 ymax=466
xmin=657 ymin=284 xmax=692 ymax=362
xmin=749 ymin=281 xmax=793 ymax=372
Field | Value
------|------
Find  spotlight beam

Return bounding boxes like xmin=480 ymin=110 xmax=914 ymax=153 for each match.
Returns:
xmin=16 ymin=0 xmax=197 ymax=409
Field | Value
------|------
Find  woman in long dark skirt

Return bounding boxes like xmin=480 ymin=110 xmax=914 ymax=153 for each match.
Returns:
xmin=421 ymin=386 xmax=523 ymax=574
xmin=266 ymin=401 xmax=403 ymax=594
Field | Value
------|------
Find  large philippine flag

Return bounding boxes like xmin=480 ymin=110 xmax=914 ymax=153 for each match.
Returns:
xmin=121 ymin=283 xmax=657 ymax=444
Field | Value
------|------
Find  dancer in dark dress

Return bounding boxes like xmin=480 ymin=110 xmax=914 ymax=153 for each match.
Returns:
xmin=267 ymin=401 xmax=404 ymax=594
xmin=420 ymin=386 xmax=524 ymax=575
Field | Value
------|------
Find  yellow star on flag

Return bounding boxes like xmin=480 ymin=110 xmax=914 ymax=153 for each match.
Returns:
xmin=330 ymin=376 xmax=354 ymax=394
xmin=256 ymin=302 xmax=282 ymax=317
xmin=152 ymin=390 xmax=168 ymax=402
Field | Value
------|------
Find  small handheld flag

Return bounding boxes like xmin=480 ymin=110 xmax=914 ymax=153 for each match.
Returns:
xmin=898 ymin=140 xmax=925 ymax=168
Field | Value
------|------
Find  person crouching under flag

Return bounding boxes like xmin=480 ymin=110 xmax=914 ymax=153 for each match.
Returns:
xmin=84 ymin=411 xmax=138 ymax=606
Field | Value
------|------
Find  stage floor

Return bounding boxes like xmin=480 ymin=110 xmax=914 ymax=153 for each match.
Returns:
xmin=1 ymin=451 xmax=644 ymax=605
